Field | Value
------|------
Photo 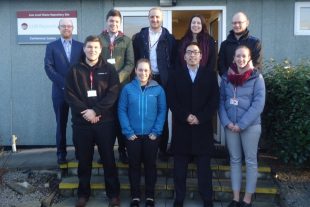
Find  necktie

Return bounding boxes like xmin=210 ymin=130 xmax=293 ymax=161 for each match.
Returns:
xmin=64 ymin=40 xmax=71 ymax=62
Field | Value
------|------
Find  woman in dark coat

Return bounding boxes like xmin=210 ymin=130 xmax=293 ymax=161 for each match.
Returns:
xmin=177 ymin=14 xmax=216 ymax=71
xmin=167 ymin=42 xmax=219 ymax=207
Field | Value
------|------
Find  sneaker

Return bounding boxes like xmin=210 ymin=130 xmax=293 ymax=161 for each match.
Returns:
xmin=228 ymin=200 xmax=241 ymax=207
xmin=109 ymin=197 xmax=120 ymax=207
xmin=130 ymin=198 xmax=140 ymax=207
xmin=145 ymin=198 xmax=155 ymax=207
xmin=240 ymin=201 xmax=252 ymax=207
xmin=75 ymin=197 xmax=88 ymax=207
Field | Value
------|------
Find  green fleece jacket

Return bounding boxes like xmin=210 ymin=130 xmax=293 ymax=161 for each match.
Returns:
xmin=99 ymin=30 xmax=134 ymax=86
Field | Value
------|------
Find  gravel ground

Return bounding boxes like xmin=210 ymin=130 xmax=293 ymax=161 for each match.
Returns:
xmin=0 ymin=169 xmax=62 ymax=207
xmin=275 ymin=167 xmax=310 ymax=207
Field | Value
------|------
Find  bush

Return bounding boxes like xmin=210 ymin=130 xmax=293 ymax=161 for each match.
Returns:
xmin=262 ymin=60 xmax=310 ymax=165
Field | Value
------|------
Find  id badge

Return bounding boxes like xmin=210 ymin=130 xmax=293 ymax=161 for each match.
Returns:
xmin=107 ymin=58 xmax=116 ymax=64
xmin=87 ymin=90 xmax=97 ymax=97
xmin=230 ymin=98 xmax=239 ymax=106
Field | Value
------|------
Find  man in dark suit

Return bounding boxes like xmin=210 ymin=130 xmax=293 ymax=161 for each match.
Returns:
xmin=44 ymin=18 xmax=84 ymax=164
xmin=167 ymin=42 xmax=219 ymax=207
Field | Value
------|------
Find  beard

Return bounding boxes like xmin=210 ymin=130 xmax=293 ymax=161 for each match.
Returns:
xmin=234 ymin=30 xmax=246 ymax=36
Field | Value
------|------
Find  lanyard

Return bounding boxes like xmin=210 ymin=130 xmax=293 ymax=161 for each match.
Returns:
xmin=90 ymin=70 xmax=94 ymax=90
xmin=233 ymin=87 xmax=237 ymax=99
xmin=109 ymin=43 xmax=115 ymax=58
xmin=148 ymin=35 xmax=160 ymax=49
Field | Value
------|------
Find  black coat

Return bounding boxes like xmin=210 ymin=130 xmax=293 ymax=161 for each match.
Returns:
xmin=132 ymin=27 xmax=176 ymax=88
xmin=218 ymin=29 xmax=262 ymax=76
xmin=167 ymin=66 xmax=219 ymax=155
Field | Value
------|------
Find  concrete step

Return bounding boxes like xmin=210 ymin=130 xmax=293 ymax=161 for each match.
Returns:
xmin=52 ymin=196 xmax=280 ymax=207
xmin=59 ymin=175 xmax=279 ymax=200
xmin=59 ymin=160 xmax=271 ymax=173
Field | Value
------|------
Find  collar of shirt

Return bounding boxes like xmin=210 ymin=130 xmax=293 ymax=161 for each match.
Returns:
xmin=187 ymin=65 xmax=199 ymax=82
xmin=61 ymin=37 xmax=72 ymax=45
xmin=109 ymin=32 xmax=119 ymax=43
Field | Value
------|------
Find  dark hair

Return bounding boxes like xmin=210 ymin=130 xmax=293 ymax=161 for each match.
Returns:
xmin=184 ymin=42 xmax=202 ymax=53
xmin=235 ymin=45 xmax=252 ymax=57
xmin=179 ymin=15 xmax=210 ymax=67
xmin=83 ymin=35 xmax=103 ymax=48
xmin=135 ymin=58 xmax=153 ymax=81
xmin=106 ymin=9 xmax=122 ymax=21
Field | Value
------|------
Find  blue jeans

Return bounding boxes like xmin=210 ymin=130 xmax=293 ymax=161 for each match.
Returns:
xmin=225 ymin=124 xmax=261 ymax=193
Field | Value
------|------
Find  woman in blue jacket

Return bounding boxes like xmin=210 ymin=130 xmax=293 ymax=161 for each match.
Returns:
xmin=219 ymin=45 xmax=266 ymax=207
xmin=118 ymin=58 xmax=167 ymax=207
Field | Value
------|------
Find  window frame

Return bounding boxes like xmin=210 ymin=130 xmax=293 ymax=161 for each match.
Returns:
xmin=294 ymin=2 xmax=310 ymax=35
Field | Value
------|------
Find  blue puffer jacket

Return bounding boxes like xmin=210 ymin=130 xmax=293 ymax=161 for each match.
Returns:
xmin=219 ymin=69 xmax=265 ymax=130
xmin=118 ymin=78 xmax=167 ymax=139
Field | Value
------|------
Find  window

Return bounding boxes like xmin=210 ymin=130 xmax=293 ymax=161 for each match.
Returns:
xmin=294 ymin=2 xmax=310 ymax=35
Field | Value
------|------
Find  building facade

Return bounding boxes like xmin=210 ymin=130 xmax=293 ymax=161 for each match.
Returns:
xmin=0 ymin=0 xmax=309 ymax=146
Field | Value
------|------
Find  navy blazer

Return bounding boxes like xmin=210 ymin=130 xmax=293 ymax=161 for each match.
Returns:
xmin=44 ymin=38 xmax=84 ymax=99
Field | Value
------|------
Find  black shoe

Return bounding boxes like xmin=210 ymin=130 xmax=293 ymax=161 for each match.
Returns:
xmin=75 ymin=197 xmax=88 ymax=207
xmin=145 ymin=198 xmax=155 ymax=207
xmin=228 ymin=200 xmax=241 ymax=207
xmin=130 ymin=198 xmax=140 ymax=207
xmin=109 ymin=197 xmax=120 ymax=207
xmin=173 ymin=200 xmax=183 ymax=207
xmin=119 ymin=150 xmax=129 ymax=164
xmin=158 ymin=151 xmax=169 ymax=162
xmin=204 ymin=200 xmax=213 ymax=207
xmin=240 ymin=201 xmax=252 ymax=207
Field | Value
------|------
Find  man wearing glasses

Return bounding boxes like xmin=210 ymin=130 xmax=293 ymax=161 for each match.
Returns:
xmin=167 ymin=42 xmax=219 ymax=207
xmin=44 ymin=18 xmax=84 ymax=164
xmin=218 ymin=12 xmax=262 ymax=76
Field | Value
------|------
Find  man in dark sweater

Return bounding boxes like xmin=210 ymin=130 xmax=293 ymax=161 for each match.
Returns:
xmin=218 ymin=12 xmax=262 ymax=76
xmin=65 ymin=36 xmax=120 ymax=207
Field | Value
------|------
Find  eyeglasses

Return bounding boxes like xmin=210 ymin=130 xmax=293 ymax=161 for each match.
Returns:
xmin=185 ymin=50 xmax=200 ymax=55
xmin=59 ymin=25 xmax=73 ymax=29
xmin=232 ymin=21 xmax=246 ymax=25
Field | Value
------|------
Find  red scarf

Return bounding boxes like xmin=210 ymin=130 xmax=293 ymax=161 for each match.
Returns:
xmin=227 ymin=63 xmax=253 ymax=86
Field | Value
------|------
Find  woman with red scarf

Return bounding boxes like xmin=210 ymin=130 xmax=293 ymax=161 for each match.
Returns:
xmin=219 ymin=45 xmax=266 ymax=207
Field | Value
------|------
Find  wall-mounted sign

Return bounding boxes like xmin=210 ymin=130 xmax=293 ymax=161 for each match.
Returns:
xmin=17 ymin=11 xmax=77 ymax=44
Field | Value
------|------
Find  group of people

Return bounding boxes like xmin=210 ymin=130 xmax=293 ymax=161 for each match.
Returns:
xmin=44 ymin=7 xmax=265 ymax=207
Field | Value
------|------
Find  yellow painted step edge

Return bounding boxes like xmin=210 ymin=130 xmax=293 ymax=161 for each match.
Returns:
xmin=60 ymin=162 xmax=271 ymax=173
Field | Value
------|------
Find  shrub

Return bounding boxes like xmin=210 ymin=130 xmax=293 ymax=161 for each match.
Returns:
xmin=262 ymin=60 xmax=310 ymax=165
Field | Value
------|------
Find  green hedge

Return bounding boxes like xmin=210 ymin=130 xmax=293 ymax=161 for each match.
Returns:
xmin=262 ymin=60 xmax=310 ymax=165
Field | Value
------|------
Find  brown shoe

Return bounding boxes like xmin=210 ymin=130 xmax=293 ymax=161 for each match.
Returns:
xmin=109 ymin=197 xmax=120 ymax=207
xmin=75 ymin=197 xmax=88 ymax=207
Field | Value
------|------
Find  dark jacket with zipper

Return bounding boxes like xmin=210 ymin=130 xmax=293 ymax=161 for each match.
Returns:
xmin=218 ymin=29 xmax=262 ymax=76
xmin=64 ymin=58 xmax=120 ymax=126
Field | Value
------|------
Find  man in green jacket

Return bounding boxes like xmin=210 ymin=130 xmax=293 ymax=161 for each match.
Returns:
xmin=99 ymin=9 xmax=134 ymax=164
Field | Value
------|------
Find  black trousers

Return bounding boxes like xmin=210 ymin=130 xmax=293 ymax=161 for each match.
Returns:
xmin=52 ymin=97 xmax=69 ymax=159
xmin=115 ymin=118 xmax=126 ymax=153
xmin=173 ymin=154 xmax=213 ymax=204
xmin=73 ymin=121 xmax=120 ymax=199
xmin=126 ymin=135 xmax=159 ymax=198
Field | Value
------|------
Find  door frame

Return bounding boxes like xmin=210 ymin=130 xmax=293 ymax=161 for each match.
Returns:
xmin=116 ymin=5 xmax=226 ymax=50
